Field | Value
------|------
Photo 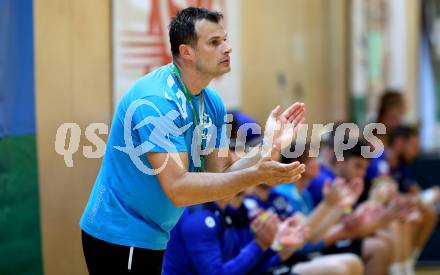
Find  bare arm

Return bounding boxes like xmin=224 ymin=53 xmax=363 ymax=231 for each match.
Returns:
xmin=206 ymin=102 xmax=306 ymax=174
xmin=205 ymin=147 xmax=263 ymax=173
xmin=307 ymin=178 xmax=364 ymax=242
xmin=303 ymin=180 xmax=341 ymax=239
xmin=308 ymin=205 xmax=344 ymax=243
xmin=147 ymin=151 xmax=304 ymax=207
xmin=321 ymin=223 xmax=348 ymax=246
xmin=304 ymin=202 xmax=341 ymax=242
xmin=147 ymin=102 xmax=306 ymax=207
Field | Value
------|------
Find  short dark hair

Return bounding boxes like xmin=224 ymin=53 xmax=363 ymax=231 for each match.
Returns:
xmin=335 ymin=139 xmax=370 ymax=161
xmin=389 ymin=125 xmax=419 ymax=146
xmin=281 ymin=143 xmax=313 ymax=164
xmin=378 ymin=89 xmax=404 ymax=122
xmin=169 ymin=7 xmax=223 ymax=58
xmin=322 ymin=121 xmax=352 ymax=148
xmin=343 ymin=142 xmax=365 ymax=160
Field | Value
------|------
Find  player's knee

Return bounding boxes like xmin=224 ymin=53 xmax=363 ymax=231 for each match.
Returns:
xmin=369 ymin=238 xmax=391 ymax=262
xmin=424 ymin=205 xmax=438 ymax=224
xmin=380 ymin=236 xmax=394 ymax=261
xmin=340 ymin=254 xmax=364 ymax=275
xmin=293 ymin=261 xmax=347 ymax=275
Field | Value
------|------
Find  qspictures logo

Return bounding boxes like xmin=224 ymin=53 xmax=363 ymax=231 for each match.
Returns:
xmin=54 ymin=99 xmax=386 ymax=175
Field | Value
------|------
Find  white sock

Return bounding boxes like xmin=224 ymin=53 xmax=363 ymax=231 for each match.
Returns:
xmin=412 ymin=248 xmax=421 ymax=263
xmin=404 ymin=259 xmax=416 ymax=275
xmin=389 ymin=262 xmax=405 ymax=275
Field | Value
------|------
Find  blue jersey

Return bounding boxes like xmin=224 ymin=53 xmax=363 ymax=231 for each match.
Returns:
xmin=244 ymin=190 xmax=295 ymax=221
xmin=274 ymin=184 xmax=316 ymax=216
xmin=365 ymin=150 xmax=416 ymax=193
xmin=306 ymin=164 xmax=335 ymax=206
xmin=80 ymin=64 xmax=227 ymax=250
xmin=361 ymin=151 xmax=391 ymax=201
xmin=271 ymin=185 xmax=327 ymax=256
xmin=365 ymin=151 xmax=390 ymax=184
xmin=163 ymin=203 xmax=281 ymax=275
xmin=391 ymin=164 xmax=417 ymax=193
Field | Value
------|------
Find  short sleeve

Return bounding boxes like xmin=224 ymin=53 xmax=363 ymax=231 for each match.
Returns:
xmin=204 ymin=89 xmax=228 ymax=150
xmin=398 ymin=166 xmax=418 ymax=192
xmin=366 ymin=158 xmax=390 ymax=183
xmin=180 ymin=210 xmax=264 ymax=275
xmin=130 ymin=96 xmax=189 ymax=153
xmin=271 ymin=193 xmax=296 ymax=219
xmin=214 ymin=99 xmax=228 ymax=149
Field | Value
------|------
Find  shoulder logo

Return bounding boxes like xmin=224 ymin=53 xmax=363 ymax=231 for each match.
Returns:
xmin=274 ymin=196 xmax=287 ymax=210
xmin=378 ymin=160 xmax=390 ymax=175
xmin=113 ymin=99 xmax=192 ymax=175
xmin=205 ymin=216 xmax=216 ymax=228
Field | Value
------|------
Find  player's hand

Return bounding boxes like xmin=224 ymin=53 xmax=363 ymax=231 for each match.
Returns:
xmin=342 ymin=202 xmax=388 ymax=238
xmin=251 ymin=212 xmax=279 ymax=250
xmin=277 ymin=214 xmax=309 ymax=260
xmin=255 ymin=154 xmax=306 ymax=186
xmin=369 ymin=177 xmax=398 ymax=204
xmin=388 ymin=194 xmax=421 ymax=223
xmin=323 ymin=177 xmax=364 ymax=208
xmin=337 ymin=177 xmax=364 ymax=208
xmin=278 ymin=214 xmax=309 ymax=249
xmin=262 ymin=103 xmax=305 ymax=160
xmin=322 ymin=179 xmax=343 ymax=207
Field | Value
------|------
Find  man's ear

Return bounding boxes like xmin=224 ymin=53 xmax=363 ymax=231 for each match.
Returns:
xmin=178 ymin=44 xmax=194 ymax=62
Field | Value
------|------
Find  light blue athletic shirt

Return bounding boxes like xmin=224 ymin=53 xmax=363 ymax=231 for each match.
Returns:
xmin=80 ymin=64 xmax=228 ymax=250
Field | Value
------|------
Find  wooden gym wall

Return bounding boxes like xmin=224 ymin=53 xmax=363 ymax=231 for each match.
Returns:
xmin=34 ymin=0 xmax=112 ymax=274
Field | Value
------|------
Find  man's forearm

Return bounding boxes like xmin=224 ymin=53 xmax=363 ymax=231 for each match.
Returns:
xmin=225 ymin=147 xmax=262 ymax=172
xmin=305 ymin=202 xmax=337 ymax=238
xmin=309 ymin=206 xmax=344 ymax=242
xmin=169 ymin=166 xmax=261 ymax=207
xmin=321 ymin=223 xmax=348 ymax=246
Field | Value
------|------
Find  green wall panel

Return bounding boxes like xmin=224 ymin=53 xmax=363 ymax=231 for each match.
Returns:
xmin=0 ymin=135 xmax=43 ymax=275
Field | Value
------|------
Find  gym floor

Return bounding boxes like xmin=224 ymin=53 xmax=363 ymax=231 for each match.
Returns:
xmin=416 ymin=267 xmax=440 ymax=274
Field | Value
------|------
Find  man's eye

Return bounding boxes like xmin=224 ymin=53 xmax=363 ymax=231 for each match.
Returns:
xmin=211 ymin=40 xmax=220 ymax=46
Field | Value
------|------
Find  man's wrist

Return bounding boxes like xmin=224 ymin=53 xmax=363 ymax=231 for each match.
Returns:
xmin=255 ymin=239 xmax=270 ymax=251
xmin=247 ymin=165 xmax=264 ymax=187
xmin=322 ymin=199 xmax=338 ymax=209
xmin=324 ymin=224 xmax=346 ymax=245
xmin=279 ymin=248 xmax=295 ymax=261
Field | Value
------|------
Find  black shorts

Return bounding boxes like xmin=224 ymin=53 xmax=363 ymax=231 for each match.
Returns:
xmin=321 ymin=239 xmax=363 ymax=257
xmin=81 ymin=230 xmax=164 ymax=275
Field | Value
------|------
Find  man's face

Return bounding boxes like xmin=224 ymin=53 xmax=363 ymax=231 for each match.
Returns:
xmin=192 ymin=19 xmax=232 ymax=77
xmin=385 ymin=106 xmax=406 ymax=131
xmin=382 ymin=98 xmax=406 ymax=131
xmin=305 ymin=158 xmax=320 ymax=179
xmin=341 ymin=157 xmax=369 ymax=180
xmin=399 ymin=136 xmax=420 ymax=164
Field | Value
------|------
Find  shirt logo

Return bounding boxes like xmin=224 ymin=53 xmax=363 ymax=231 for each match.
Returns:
xmin=205 ymin=216 xmax=216 ymax=228
xmin=378 ymin=160 xmax=390 ymax=175
xmin=114 ymin=99 xmax=192 ymax=175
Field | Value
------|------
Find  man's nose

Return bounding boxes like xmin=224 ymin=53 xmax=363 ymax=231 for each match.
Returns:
xmin=223 ymin=42 xmax=232 ymax=54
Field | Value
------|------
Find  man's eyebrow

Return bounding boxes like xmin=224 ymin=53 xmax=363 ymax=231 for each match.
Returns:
xmin=208 ymin=33 xmax=228 ymax=41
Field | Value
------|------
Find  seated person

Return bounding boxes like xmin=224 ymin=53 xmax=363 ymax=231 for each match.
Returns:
xmin=306 ymin=121 xmax=362 ymax=206
xmin=245 ymin=179 xmax=363 ymax=274
xmin=275 ymin=142 xmax=394 ymax=275
xmin=306 ymin=133 xmax=340 ymax=206
xmin=163 ymin=113 xmax=308 ymax=275
xmin=365 ymin=125 xmax=439 ymax=272
xmin=162 ymin=186 xmax=307 ymax=275
xmin=376 ymin=89 xmax=407 ymax=145
xmin=244 ymin=149 xmax=364 ymax=275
